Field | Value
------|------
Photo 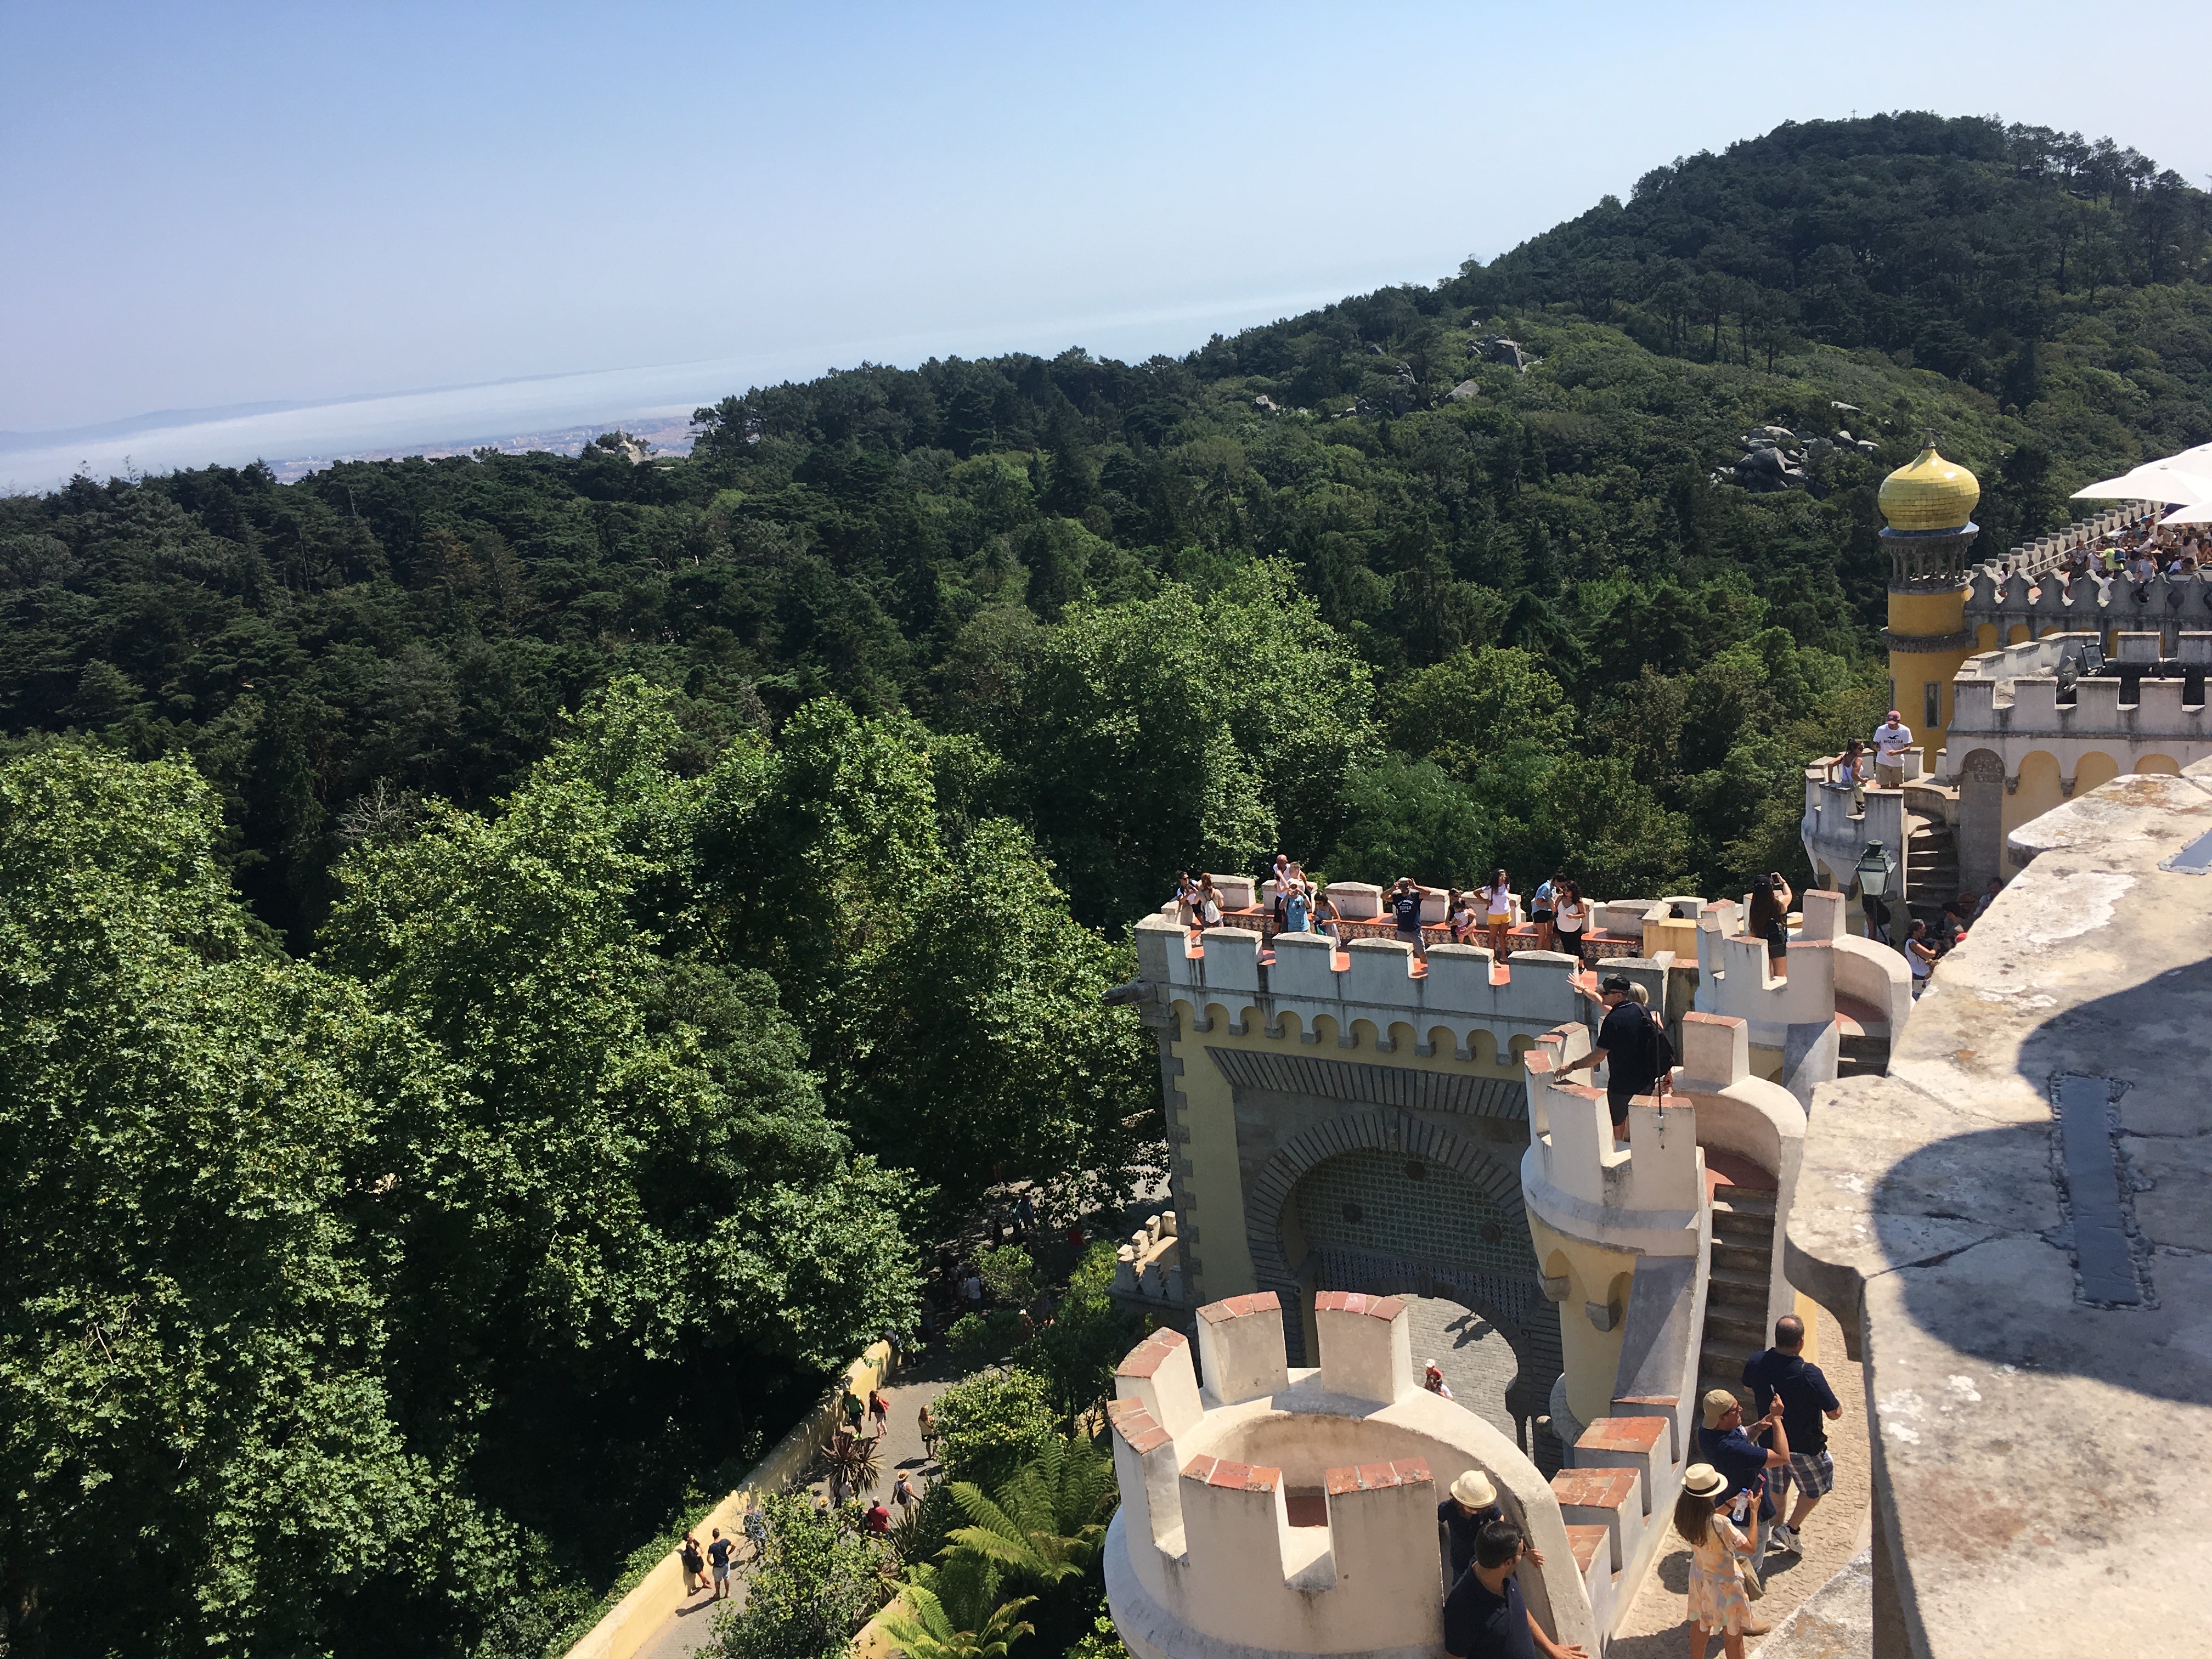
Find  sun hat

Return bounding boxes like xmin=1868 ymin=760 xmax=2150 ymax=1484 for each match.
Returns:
xmin=1683 ymin=1462 xmax=1729 ymax=1500
xmin=1600 ymin=973 xmax=1633 ymax=994
xmin=1701 ymin=1387 xmax=1742 ymax=1429
xmin=1451 ymin=1469 xmax=1498 ymax=1508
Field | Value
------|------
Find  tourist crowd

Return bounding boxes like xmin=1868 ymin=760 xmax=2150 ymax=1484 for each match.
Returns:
xmin=1173 ymin=857 xmax=1597 ymax=966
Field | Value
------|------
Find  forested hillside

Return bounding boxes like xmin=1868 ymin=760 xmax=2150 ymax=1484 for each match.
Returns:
xmin=3 ymin=111 xmax=2209 ymax=1659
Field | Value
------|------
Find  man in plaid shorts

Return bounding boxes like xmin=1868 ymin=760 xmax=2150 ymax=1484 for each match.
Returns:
xmin=1742 ymin=1314 xmax=1843 ymax=1556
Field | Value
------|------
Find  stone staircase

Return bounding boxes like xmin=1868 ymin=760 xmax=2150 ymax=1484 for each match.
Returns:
xmin=1699 ymin=1179 xmax=1777 ymax=1394
xmin=1903 ymin=809 xmax=1959 ymax=927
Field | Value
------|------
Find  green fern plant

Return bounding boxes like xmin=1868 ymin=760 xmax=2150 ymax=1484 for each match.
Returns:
xmin=880 ymin=1568 xmax=1035 ymax=1659
xmin=943 ymin=1434 xmax=1115 ymax=1587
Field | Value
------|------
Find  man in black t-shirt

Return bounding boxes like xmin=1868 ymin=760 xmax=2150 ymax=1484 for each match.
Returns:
xmin=1742 ymin=1314 xmax=1843 ymax=1554
xmin=1443 ymin=1519 xmax=1585 ymax=1659
xmin=1554 ymin=975 xmax=1667 ymax=1140
xmin=706 ymin=1527 xmax=736 ymax=1599
xmin=1389 ymin=877 xmax=1428 ymax=956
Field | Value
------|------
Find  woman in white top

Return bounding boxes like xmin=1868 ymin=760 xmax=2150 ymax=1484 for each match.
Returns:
xmin=1905 ymin=918 xmax=1938 ymax=996
xmin=1477 ymin=869 xmax=1514 ymax=959
xmin=1552 ymin=881 xmax=1589 ymax=965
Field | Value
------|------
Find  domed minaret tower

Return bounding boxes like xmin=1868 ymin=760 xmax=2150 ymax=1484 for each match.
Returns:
xmin=1878 ymin=443 xmax=1982 ymax=771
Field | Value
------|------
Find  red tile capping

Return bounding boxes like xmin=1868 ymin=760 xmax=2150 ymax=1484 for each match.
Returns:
xmin=1197 ymin=1290 xmax=1283 ymax=1323
xmin=1185 ymin=1456 xmax=1279 ymax=1492
xmin=1550 ymin=1468 xmax=1639 ymax=1508
xmin=1324 ymin=1457 xmax=1434 ymax=1496
xmin=1313 ymin=1290 xmax=1404 ymax=1319
xmin=1577 ymin=1417 xmax=1668 ymax=1453
xmin=1115 ymin=1328 xmax=1189 ymax=1378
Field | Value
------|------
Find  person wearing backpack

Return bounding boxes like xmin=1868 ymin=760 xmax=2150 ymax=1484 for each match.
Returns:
xmin=1558 ymin=973 xmax=1671 ymax=1143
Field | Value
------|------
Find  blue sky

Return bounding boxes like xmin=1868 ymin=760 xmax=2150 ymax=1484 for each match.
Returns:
xmin=4 ymin=1 xmax=2209 ymax=477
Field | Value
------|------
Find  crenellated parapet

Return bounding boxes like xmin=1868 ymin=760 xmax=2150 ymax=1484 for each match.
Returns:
xmin=1691 ymin=900 xmax=1840 ymax=1106
xmin=1519 ymin=1028 xmax=1703 ymax=1256
xmin=1133 ymin=911 xmax=1584 ymax=1065
xmin=1104 ymin=1293 xmax=1596 ymax=1659
xmin=1961 ymin=563 xmax=2212 ymax=651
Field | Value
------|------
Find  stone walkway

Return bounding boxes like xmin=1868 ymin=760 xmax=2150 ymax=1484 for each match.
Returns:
xmin=1600 ymin=1302 xmax=1871 ymax=1658
xmin=1400 ymin=1294 xmax=1523 ymax=1443
xmin=633 ymin=1364 xmax=957 ymax=1659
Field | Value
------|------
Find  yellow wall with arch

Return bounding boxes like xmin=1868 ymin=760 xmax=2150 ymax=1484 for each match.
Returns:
xmin=2074 ymin=752 xmax=2120 ymax=795
xmin=2001 ymin=750 xmax=2064 ymax=842
xmin=1166 ymin=995 xmax=1543 ymax=1302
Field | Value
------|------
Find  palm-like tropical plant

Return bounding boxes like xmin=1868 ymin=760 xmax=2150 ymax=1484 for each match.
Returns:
xmin=826 ymin=1427 xmax=882 ymax=1496
xmin=943 ymin=1434 xmax=1115 ymax=1587
xmin=881 ymin=1563 xmax=1035 ymax=1659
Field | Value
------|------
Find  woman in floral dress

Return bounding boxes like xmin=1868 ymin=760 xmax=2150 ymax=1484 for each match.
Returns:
xmin=1673 ymin=1463 xmax=1767 ymax=1656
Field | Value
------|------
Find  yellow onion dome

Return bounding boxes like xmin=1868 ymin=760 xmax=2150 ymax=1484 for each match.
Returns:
xmin=1878 ymin=444 xmax=1981 ymax=532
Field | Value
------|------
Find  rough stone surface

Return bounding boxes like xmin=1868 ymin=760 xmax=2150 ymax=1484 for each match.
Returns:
xmin=1787 ymin=766 xmax=2212 ymax=1657
xmin=1754 ymin=1547 xmax=1875 ymax=1658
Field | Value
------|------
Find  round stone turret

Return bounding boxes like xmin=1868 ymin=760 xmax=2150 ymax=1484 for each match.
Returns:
xmin=1103 ymin=1292 xmax=1598 ymax=1659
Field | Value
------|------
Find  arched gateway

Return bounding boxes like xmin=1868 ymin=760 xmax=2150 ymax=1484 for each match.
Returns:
xmin=1240 ymin=1094 xmax=1558 ymax=1442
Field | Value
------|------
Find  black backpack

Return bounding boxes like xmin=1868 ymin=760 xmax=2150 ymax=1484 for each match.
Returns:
xmin=1647 ymin=1009 xmax=1676 ymax=1081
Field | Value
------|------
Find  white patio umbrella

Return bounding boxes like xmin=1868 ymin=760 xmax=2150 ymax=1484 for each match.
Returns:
xmin=2157 ymin=501 xmax=2212 ymax=525
xmin=2073 ymin=458 xmax=2212 ymax=504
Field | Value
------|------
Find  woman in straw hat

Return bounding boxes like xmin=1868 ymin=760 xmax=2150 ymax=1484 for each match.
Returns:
xmin=1673 ymin=1463 xmax=1768 ymax=1654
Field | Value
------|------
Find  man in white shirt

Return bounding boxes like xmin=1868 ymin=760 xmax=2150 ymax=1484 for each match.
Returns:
xmin=1871 ymin=712 xmax=1914 ymax=788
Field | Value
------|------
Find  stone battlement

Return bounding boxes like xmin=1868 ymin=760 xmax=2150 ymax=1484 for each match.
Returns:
xmin=1961 ymin=562 xmax=2212 ymax=644
xmin=1136 ymin=912 xmax=1585 ymax=1062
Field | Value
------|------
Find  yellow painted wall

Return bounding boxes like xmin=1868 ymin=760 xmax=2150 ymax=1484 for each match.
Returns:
xmin=1793 ymin=1291 xmax=1822 ymax=1365
xmin=1166 ymin=997 xmax=1534 ymax=1301
xmin=2074 ymin=751 xmax=2120 ymax=794
xmin=1527 ymin=1214 xmax=1636 ymax=1428
xmin=2001 ymin=750 xmax=2064 ymax=843
xmin=1887 ymin=584 xmax=1971 ymax=759
xmin=1642 ymin=915 xmax=1700 ymax=960
xmin=2141 ymin=753 xmax=2180 ymax=774
xmin=1887 ymin=588 xmax=1966 ymax=636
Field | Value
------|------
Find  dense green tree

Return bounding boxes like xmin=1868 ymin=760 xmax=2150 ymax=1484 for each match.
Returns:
xmin=930 ymin=1367 xmax=1059 ymax=1490
xmin=958 ymin=561 xmax=1376 ymax=924
xmin=685 ymin=696 xmax=1154 ymax=1223
xmin=0 ymin=747 xmax=495 ymax=1658
xmin=320 ymin=687 xmax=917 ymax=1384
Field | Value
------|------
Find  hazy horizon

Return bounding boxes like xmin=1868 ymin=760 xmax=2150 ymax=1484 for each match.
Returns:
xmin=7 ymin=1 xmax=2210 ymax=491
